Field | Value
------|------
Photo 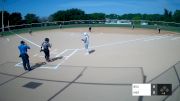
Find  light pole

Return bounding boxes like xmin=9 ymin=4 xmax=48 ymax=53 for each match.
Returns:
xmin=1 ymin=0 xmax=5 ymax=32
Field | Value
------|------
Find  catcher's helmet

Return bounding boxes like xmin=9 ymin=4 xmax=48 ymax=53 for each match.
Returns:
xmin=45 ymin=38 xmax=49 ymax=42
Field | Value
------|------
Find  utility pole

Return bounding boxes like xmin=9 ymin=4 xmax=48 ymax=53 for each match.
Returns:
xmin=1 ymin=0 xmax=5 ymax=32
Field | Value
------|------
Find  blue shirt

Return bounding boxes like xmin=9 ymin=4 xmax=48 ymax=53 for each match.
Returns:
xmin=18 ymin=44 xmax=30 ymax=55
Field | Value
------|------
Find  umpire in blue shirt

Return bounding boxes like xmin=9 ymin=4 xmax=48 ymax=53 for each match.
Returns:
xmin=18 ymin=41 xmax=32 ymax=71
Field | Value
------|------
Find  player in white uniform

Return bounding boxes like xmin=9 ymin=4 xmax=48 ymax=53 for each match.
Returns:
xmin=82 ymin=32 xmax=90 ymax=55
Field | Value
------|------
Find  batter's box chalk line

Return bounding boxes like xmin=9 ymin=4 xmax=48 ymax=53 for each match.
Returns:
xmin=15 ymin=49 xmax=78 ymax=69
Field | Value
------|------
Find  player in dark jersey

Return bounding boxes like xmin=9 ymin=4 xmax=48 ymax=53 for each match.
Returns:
xmin=40 ymin=38 xmax=52 ymax=62
xmin=131 ymin=22 xmax=134 ymax=30
xmin=89 ymin=25 xmax=92 ymax=32
xmin=157 ymin=27 xmax=161 ymax=33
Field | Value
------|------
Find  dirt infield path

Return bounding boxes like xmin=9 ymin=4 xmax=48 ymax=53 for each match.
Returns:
xmin=0 ymin=27 xmax=180 ymax=101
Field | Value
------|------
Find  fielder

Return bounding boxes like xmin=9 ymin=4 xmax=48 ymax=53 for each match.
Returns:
xmin=131 ymin=22 xmax=134 ymax=30
xmin=29 ymin=28 xmax=32 ymax=35
xmin=82 ymin=32 xmax=90 ymax=55
xmin=157 ymin=26 xmax=161 ymax=33
xmin=59 ymin=24 xmax=62 ymax=29
xmin=89 ymin=25 xmax=92 ymax=32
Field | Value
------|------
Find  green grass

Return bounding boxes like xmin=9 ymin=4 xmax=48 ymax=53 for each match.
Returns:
xmin=1 ymin=24 xmax=180 ymax=36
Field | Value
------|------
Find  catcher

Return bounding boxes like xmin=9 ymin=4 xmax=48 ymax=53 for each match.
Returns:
xmin=40 ymin=38 xmax=52 ymax=62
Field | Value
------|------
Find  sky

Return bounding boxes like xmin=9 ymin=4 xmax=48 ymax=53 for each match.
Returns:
xmin=1 ymin=0 xmax=180 ymax=17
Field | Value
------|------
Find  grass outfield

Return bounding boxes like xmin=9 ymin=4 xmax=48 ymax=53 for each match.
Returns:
xmin=1 ymin=24 xmax=180 ymax=36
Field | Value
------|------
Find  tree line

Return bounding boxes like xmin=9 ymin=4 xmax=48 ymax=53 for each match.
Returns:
xmin=49 ymin=8 xmax=180 ymax=23
xmin=0 ymin=8 xmax=180 ymax=28
xmin=0 ymin=12 xmax=40 ymax=27
xmin=106 ymin=9 xmax=180 ymax=23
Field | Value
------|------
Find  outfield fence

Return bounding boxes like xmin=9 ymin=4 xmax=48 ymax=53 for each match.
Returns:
xmin=0 ymin=20 xmax=180 ymax=36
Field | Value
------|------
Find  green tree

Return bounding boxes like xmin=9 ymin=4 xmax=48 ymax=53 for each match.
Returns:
xmin=173 ymin=10 xmax=180 ymax=23
xmin=9 ymin=12 xmax=22 ymax=25
xmin=50 ymin=10 xmax=66 ymax=21
xmin=106 ymin=14 xmax=119 ymax=19
xmin=89 ymin=13 xmax=105 ymax=20
xmin=163 ymin=9 xmax=173 ymax=22
xmin=24 ymin=13 xmax=39 ymax=24
xmin=132 ymin=14 xmax=142 ymax=20
xmin=66 ymin=8 xmax=85 ymax=20
xmin=120 ymin=14 xmax=135 ymax=20
xmin=145 ymin=14 xmax=163 ymax=21
xmin=50 ymin=8 xmax=85 ymax=21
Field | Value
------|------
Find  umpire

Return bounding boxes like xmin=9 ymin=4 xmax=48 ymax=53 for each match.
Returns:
xmin=18 ymin=41 xmax=32 ymax=71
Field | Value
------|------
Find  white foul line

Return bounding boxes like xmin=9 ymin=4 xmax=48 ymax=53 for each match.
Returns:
xmin=171 ymin=37 xmax=180 ymax=40
xmin=144 ymin=35 xmax=171 ymax=41
xmin=54 ymin=60 xmax=65 ymax=69
xmin=15 ymin=62 xmax=23 ymax=67
xmin=87 ymin=34 xmax=174 ymax=49
xmin=15 ymin=62 xmax=57 ymax=69
xmin=54 ymin=49 xmax=79 ymax=69
xmin=65 ymin=49 xmax=78 ymax=60
xmin=90 ymin=35 xmax=156 ymax=49
xmin=15 ymin=34 xmax=41 ymax=48
xmin=39 ymin=66 xmax=57 ymax=69
xmin=55 ymin=49 xmax=68 ymax=57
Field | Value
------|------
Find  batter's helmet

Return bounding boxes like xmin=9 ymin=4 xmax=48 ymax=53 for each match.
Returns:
xmin=20 ymin=40 xmax=25 ymax=44
xmin=45 ymin=38 xmax=49 ymax=42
